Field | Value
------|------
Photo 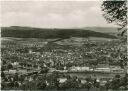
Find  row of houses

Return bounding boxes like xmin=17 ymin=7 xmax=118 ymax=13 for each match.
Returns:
xmin=68 ymin=66 xmax=125 ymax=73
xmin=4 ymin=60 xmax=126 ymax=75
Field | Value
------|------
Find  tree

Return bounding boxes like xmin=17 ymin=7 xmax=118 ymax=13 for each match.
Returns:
xmin=88 ymin=59 xmax=98 ymax=71
xmin=110 ymin=74 xmax=121 ymax=89
xmin=7 ymin=63 xmax=13 ymax=70
xmin=101 ymin=0 xmax=127 ymax=73
xmin=101 ymin=1 xmax=127 ymax=35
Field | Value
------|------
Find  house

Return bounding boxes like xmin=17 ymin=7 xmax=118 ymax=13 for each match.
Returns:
xmin=29 ymin=49 xmax=33 ymax=54
xmin=110 ymin=68 xmax=124 ymax=73
xmin=69 ymin=66 xmax=90 ymax=72
xmin=80 ymin=67 xmax=90 ymax=71
xmin=81 ymin=79 xmax=87 ymax=84
xmin=11 ymin=62 xmax=19 ymax=68
xmin=94 ymin=67 xmax=111 ymax=73
xmin=18 ymin=69 xmax=27 ymax=74
xmin=110 ymin=66 xmax=124 ymax=73
xmin=9 ymin=69 xmax=17 ymax=74
xmin=58 ymin=78 xmax=67 ymax=83
xmin=49 ymin=68 xmax=56 ymax=72
xmin=28 ymin=49 xmax=36 ymax=54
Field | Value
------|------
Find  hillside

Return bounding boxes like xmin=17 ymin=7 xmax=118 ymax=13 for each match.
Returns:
xmin=82 ymin=27 xmax=118 ymax=34
xmin=1 ymin=26 xmax=117 ymax=39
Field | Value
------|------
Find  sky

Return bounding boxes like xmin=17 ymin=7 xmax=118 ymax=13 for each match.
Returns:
xmin=1 ymin=1 xmax=117 ymax=28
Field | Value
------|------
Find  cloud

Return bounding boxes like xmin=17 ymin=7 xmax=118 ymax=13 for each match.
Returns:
xmin=1 ymin=1 xmax=117 ymax=28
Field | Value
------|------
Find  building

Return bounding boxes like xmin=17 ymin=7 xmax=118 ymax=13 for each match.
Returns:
xmin=110 ymin=66 xmax=125 ymax=73
xmin=111 ymin=68 xmax=124 ymax=73
xmin=69 ymin=66 xmax=90 ymax=72
xmin=94 ymin=67 xmax=111 ymax=73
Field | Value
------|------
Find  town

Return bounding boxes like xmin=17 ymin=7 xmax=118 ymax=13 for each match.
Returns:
xmin=1 ymin=37 xmax=128 ymax=90
xmin=1 ymin=1 xmax=127 ymax=90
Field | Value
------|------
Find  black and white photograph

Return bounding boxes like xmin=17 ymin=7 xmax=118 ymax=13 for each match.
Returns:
xmin=1 ymin=0 xmax=128 ymax=91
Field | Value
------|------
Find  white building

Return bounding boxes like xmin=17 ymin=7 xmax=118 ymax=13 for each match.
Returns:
xmin=11 ymin=62 xmax=19 ymax=66
xmin=58 ymin=78 xmax=67 ymax=83
xmin=9 ymin=69 xmax=17 ymax=74
xmin=69 ymin=66 xmax=90 ymax=72
xmin=94 ymin=67 xmax=111 ymax=73
xmin=110 ymin=68 xmax=124 ymax=73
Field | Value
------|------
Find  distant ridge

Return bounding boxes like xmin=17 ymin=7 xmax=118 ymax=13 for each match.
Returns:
xmin=1 ymin=26 xmax=117 ymax=39
xmin=82 ymin=27 xmax=118 ymax=33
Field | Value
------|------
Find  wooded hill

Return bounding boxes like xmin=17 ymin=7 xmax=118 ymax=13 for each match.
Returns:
xmin=1 ymin=26 xmax=117 ymax=39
